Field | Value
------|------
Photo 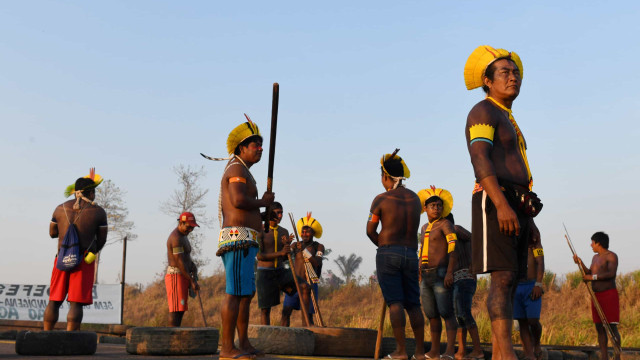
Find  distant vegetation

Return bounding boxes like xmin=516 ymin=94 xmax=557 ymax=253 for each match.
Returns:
xmin=122 ymin=270 xmax=640 ymax=348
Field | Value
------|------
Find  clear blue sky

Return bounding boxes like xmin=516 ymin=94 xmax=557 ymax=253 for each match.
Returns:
xmin=1 ymin=1 xmax=639 ymax=286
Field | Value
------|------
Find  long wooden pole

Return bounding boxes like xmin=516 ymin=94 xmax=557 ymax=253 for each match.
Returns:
xmin=287 ymin=252 xmax=310 ymax=327
xmin=564 ymin=225 xmax=621 ymax=356
xmin=374 ymin=298 xmax=387 ymax=360
xmin=196 ymin=290 xmax=208 ymax=327
xmin=288 ymin=213 xmax=325 ymax=327
xmin=120 ymin=236 xmax=127 ymax=325
xmin=264 ymin=83 xmax=279 ymax=233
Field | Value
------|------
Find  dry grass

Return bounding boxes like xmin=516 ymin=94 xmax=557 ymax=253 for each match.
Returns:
xmin=123 ymin=270 xmax=640 ymax=347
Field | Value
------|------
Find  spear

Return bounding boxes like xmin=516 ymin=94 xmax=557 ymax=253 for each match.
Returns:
xmin=564 ymin=223 xmax=621 ymax=357
xmin=264 ymin=83 xmax=279 ymax=233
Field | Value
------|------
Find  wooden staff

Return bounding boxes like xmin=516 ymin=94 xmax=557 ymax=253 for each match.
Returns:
xmin=264 ymin=83 xmax=279 ymax=233
xmin=374 ymin=298 xmax=387 ymax=360
xmin=287 ymin=250 xmax=311 ymax=327
xmin=288 ymin=212 xmax=325 ymax=327
xmin=564 ymin=224 xmax=621 ymax=357
xmin=196 ymin=290 xmax=207 ymax=327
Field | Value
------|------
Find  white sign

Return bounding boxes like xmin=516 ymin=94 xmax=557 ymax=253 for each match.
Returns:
xmin=0 ymin=284 xmax=121 ymax=324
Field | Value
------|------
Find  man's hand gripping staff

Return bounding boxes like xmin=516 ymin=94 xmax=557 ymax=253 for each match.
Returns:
xmin=565 ymin=224 xmax=621 ymax=357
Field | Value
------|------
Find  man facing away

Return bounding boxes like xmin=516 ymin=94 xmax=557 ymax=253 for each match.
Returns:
xmin=366 ymin=150 xmax=425 ymax=360
xmin=281 ymin=212 xmax=325 ymax=327
xmin=45 ymin=169 xmax=108 ymax=331
xmin=464 ymin=45 xmax=542 ymax=360
xmin=574 ymin=232 xmax=621 ymax=360
xmin=417 ymin=186 xmax=458 ymax=360
xmin=514 ymin=235 xmax=544 ymax=360
xmin=217 ymin=118 xmax=274 ymax=360
xmin=165 ymin=212 xmax=200 ymax=327
xmin=256 ymin=202 xmax=296 ymax=325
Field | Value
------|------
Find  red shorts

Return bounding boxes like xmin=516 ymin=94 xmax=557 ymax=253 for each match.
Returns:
xmin=591 ymin=288 xmax=619 ymax=324
xmin=49 ymin=256 xmax=95 ymax=305
xmin=165 ymin=273 xmax=189 ymax=312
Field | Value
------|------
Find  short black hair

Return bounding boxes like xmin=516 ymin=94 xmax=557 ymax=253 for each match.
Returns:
xmin=424 ymin=196 xmax=443 ymax=207
xmin=234 ymin=135 xmax=263 ymax=155
xmin=482 ymin=58 xmax=517 ymax=94
xmin=591 ymin=231 xmax=609 ymax=249
xmin=382 ymin=158 xmax=404 ymax=178
xmin=75 ymin=177 xmax=96 ymax=197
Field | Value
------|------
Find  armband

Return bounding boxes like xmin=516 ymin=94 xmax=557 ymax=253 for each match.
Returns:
xmin=51 ymin=218 xmax=57 ymax=224
xmin=446 ymin=233 xmax=457 ymax=253
xmin=593 ymin=274 xmax=598 ymax=281
xmin=229 ymin=176 xmax=247 ymax=184
xmin=368 ymin=212 xmax=379 ymax=223
xmin=316 ymin=251 xmax=323 ymax=257
xmin=533 ymin=248 xmax=544 ymax=257
xmin=469 ymin=124 xmax=495 ymax=146
xmin=172 ymin=247 xmax=184 ymax=254
xmin=303 ymin=249 xmax=312 ymax=260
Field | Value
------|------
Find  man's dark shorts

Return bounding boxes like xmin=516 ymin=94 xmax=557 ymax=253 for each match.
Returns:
xmin=256 ymin=267 xmax=296 ymax=309
xmin=376 ymin=245 xmax=420 ymax=309
xmin=471 ymin=189 xmax=530 ymax=277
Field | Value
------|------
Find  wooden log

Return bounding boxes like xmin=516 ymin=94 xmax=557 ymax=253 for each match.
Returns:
xmin=235 ymin=325 xmax=314 ymax=356
xmin=308 ymin=326 xmax=377 ymax=357
xmin=126 ymin=327 xmax=218 ymax=355
xmin=15 ymin=330 xmax=97 ymax=356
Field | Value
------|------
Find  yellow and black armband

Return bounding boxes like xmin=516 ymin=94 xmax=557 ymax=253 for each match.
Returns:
xmin=172 ymin=246 xmax=184 ymax=254
xmin=469 ymin=124 xmax=496 ymax=146
xmin=446 ymin=233 xmax=457 ymax=253
xmin=533 ymin=248 xmax=544 ymax=257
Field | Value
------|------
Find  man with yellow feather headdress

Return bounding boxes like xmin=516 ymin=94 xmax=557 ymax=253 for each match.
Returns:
xmin=281 ymin=212 xmax=325 ymax=326
xmin=45 ymin=168 xmax=108 ymax=331
xmin=417 ymin=186 xmax=458 ymax=360
xmin=366 ymin=150 xmax=425 ymax=360
xmin=464 ymin=45 xmax=543 ymax=360
xmin=216 ymin=117 xmax=274 ymax=360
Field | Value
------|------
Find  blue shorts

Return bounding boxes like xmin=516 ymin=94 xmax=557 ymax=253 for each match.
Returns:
xmin=283 ymin=283 xmax=318 ymax=314
xmin=513 ymin=280 xmax=541 ymax=319
xmin=453 ymin=277 xmax=477 ymax=328
xmin=420 ymin=266 xmax=454 ymax=319
xmin=221 ymin=247 xmax=259 ymax=296
xmin=376 ymin=245 xmax=421 ymax=309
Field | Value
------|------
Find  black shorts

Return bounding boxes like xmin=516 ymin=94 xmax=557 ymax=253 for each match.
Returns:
xmin=256 ymin=267 xmax=296 ymax=309
xmin=471 ymin=190 xmax=530 ymax=277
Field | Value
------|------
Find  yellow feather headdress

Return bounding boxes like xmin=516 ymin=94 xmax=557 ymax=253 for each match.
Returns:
xmin=226 ymin=114 xmax=262 ymax=156
xmin=464 ymin=45 xmax=523 ymax=90
xmin=417 ymin=185 xmax=453 ymax=217
xmin=296 ymin=212 xmax=323 ymax=239
xmin=380 ymin=148 xmax=410 ymax=179
xmin=63 ymin=167 xmax=104 ymax=197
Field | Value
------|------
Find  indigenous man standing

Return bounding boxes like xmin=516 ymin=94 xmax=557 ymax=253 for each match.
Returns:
xmin=464 ymin=45 xmax=543 ymax=360
xmin=256 ymin=202 xmax=296 ymax=325
xmin=514 ymin=237 xmax=544 ymax=360
xmin=45 ymin=169 xmax=108 ymax=331
xmin=573 ymin=232 xmax=621 ymax=360
xmin=446 ymin=213 xmax=484 ymax=360
xmin=218 ymin=118 xmax=274 ymax=360
xmin=366 ymin=151 xmax=425 ymax=360
xmin=281 ymin=212 xmax=324 ymax=327
xmin=417 ymin=186 xmax=458 ymax=360
xmin=165 ymin=212 xmax=200 ymax=327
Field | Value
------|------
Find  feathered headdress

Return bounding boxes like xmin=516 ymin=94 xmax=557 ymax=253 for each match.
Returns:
xmin=296 ymin=212 xmax=323 ymax=239
xmin=201 ymin=114 xmax=262 ymax=161
xmin=64 ymin=168 xmax=104 ymax=209
xmin=417 ymin=185 xmax=454 ymax=217
xmin=464 ymin=45 xmax=523 ymax=90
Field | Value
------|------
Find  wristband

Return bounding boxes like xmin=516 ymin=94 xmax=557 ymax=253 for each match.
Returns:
xmin=535 ymin=282 xmax=543 ymax=288
xmin=593 ymin=274 xmax=598 ymax=280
